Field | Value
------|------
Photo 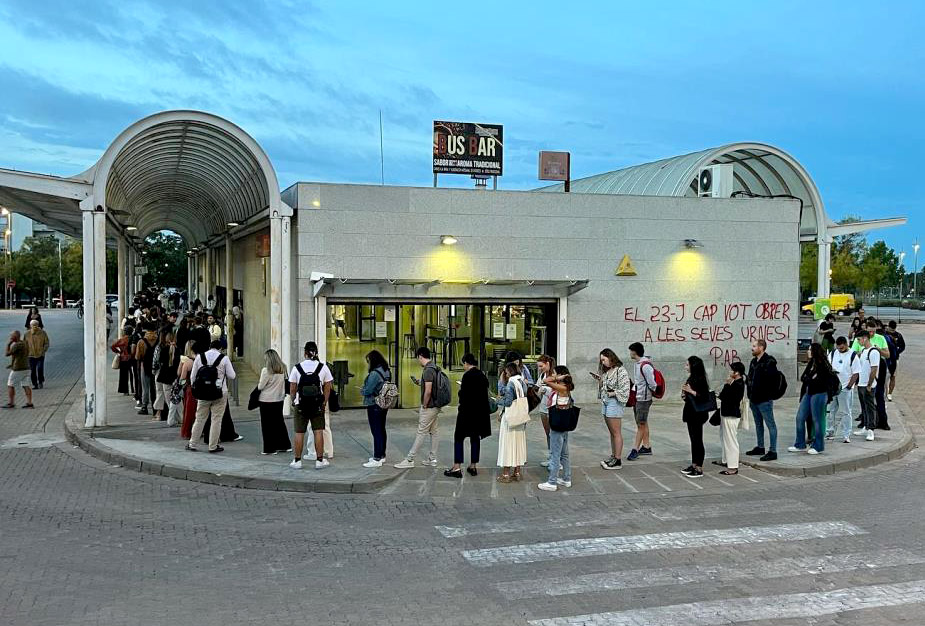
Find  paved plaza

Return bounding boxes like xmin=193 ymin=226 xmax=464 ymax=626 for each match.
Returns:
xmin=2 ymin=310 xmax=925 ymax=625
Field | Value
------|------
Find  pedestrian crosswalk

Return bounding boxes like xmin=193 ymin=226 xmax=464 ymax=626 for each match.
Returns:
xmin=439 ymin=500 xmax=925 ymax=624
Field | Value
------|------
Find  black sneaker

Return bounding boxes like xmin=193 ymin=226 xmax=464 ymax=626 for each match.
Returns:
xmin=208 ymin=446 xmax=225 ymax=454
xmin=759 ymin=451 xmax=778 ymax=462
xmin=680 ymin=465 xmax=695 ymax=475
xmin=626 ymin=449 xmax=640 ymax=461
xmin=687 ymin=468 xmax=704 ymax=478
xmin=639 ymin=446 xmax=652 ymax=455
xmin=745 ymin=447 xmax=765 ymax=456
xmin=600 ymin=457 xmax=622 ymax=470
xmin=137 ymin=408 xmax=149 ymax=415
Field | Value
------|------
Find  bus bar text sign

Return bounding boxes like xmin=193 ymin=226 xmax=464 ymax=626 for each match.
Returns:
xmin=433 ymin=121 xmax=503 ymax=176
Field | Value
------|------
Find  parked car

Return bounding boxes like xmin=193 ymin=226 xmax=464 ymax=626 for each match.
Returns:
xmin=105 ymin=294 xmax=118 ymax=305
xmin=66 ymin=299 xmax=78 ymax=308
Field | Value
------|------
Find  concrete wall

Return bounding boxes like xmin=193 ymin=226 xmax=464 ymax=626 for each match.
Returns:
xmin=288 ymin=182 xmax=800 ymax=404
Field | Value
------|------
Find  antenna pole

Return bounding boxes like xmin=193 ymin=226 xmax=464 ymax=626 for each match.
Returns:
xmin=379 ymin=110 xmax=385 ymax=185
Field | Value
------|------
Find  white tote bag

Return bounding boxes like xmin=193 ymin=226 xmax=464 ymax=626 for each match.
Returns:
xmin=504 ymin=376 xmax=531 ymax=428
xmin=738 ymin=396 xmax=751 ymax=432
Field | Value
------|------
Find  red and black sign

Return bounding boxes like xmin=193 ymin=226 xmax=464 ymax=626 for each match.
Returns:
xmin=433 ymin=121 xmax=503 ymax=176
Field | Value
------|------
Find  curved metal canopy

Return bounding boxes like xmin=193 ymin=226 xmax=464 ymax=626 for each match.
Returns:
xmin=540 ymin=142 xmax=826 ymax=240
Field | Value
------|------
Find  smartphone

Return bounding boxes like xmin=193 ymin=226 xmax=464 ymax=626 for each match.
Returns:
xmin=410 ymin=375 xmax=420 ymax=385
xmin=589 ymin=372 xmax=601 ymax=380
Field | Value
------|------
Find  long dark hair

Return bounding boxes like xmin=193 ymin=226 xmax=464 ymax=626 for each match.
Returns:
xmin=808 ymin=343 xmax=832 ymax=374
xmin=366 ymin=349 xmax=390 ymax=372
xmin=687 ymin=356 xmax=708 ymax=392
xmin=598 ymin=348 xmax=622 ymax=373
xmin=554 ymin=365 xmax=574 ymax=391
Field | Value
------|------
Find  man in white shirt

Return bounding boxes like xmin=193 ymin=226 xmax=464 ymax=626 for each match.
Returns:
xmin=207 ymin=314 xmax=223 ymax=345
xmin=288 ymin=341 xmax=333 ymax=470
xmin=853 ymin=330 xmax=880 ymax=442
xmin=827 ymin=336 xmax=861 ymax=443
xmin=186 ymin=339 xmax=237 ymax=453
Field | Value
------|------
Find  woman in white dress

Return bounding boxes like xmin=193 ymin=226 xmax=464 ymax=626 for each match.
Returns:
xmin=496 ymin=363 xmax=529 ymax=483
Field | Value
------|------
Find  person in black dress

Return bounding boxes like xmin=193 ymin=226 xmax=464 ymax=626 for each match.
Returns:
xmin=444 ymin=353 xmax=491 ymax=477
xmin=680 ymin=355 xmax=711 ymax=478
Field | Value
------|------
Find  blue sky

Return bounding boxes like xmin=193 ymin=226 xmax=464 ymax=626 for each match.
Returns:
xmin=0 ymin=0 xmax=922 ymax=266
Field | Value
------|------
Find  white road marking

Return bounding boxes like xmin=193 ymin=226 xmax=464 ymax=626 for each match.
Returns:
xmin=527 ymin=579 xmax=925 ymax=625
xmin=706 ymin=472 xmax=733 ymax=487
xmin=638 ymin=469 xmax=672 ymax=492
xmin=461 ymin=521 xmax=863 ymax=566
xmin=611 ymin=472 xmax=639 ymax=493
xmin=678 ymin=473 xmax=704 ymax=489
xmin=497 ymin=548 xmax=925 ymax=599
xmin=435 ymin=500 xmax=808 ymax=538
xmin=737 ymin=471 xmax=759 ymax=483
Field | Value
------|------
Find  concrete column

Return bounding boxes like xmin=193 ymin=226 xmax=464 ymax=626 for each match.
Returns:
xmin=817 ymin=239 xmax=832 ymax=299
xmin=557 ymin=296 xmax=568 ymax=364
xmin=117 ymin=237 xmax=127 ymax=327
xmin=80 ymin=198 xmax=107 ymax=427
xmin=281 ymin=215 xmax=292 ymax=370
xmin=203 ymin=247 xmax=211 ymax=305
xmin=269 ymin=216 xmax=282 ymax=360
xmin=225 ymin=235 xmax=234 ymax=358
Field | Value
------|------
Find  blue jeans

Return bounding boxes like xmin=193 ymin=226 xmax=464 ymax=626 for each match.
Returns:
xmin=750 ymin=400 xmax=777 ymax=452
xmin=454 ymin=437 xmax=480 ymax=464
xmin=795 ymin=392 xmax=827 ymax=452
xmin=827 ymin=389 xmax=853 ymax=440
xmin=366 ymin=405 xmax=388 ymax=460
xmin=546 ymin=430 xmax=571 ymax=484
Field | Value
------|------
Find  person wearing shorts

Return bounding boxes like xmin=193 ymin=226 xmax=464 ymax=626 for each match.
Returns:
xmin=627 ymin=342 xmax=656 ymax=461
xmin=288 ymin=341 xmax=333 ymax=470
xmin=597 ymin=349 xmax=630 ymax=470
xmin=5 ymin=331 xmax=33 ymax=409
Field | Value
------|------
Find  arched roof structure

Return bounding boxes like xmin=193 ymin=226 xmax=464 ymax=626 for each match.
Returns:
xmin=541 ymin=142 xmax=826 ymax=241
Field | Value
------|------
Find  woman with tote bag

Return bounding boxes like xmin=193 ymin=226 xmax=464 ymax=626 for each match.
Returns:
xmin=538 ymin=365 xmax=577 ymax=492
xmin=496 ymin=363 xmax=529 ymax=483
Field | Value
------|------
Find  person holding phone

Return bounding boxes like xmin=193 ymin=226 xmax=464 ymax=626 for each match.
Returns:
xmin=680 ymin=356 xmax=711 ymax=478
xmin=597 ymin=349 xmax=631 ymax=470
xmin=535 ymin=355 xmax=556 ymax=468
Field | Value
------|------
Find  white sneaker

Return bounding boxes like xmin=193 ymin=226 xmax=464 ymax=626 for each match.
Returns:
xmin=853 ymin=429 xmax=868 ymax=436
xmin=421 ymin=457 xmax=438 ymax=467
xmin=843 ymin=437 xmax=851 ymax=443
xmin=787 ymin=446 xmax=803 ymax=453
xmin=556 ymin=478 xmax=572 ymax=488
xmin=807 ymin=448 xmax=819 ymax=455
xmin=866 ymin=430 xmax=875 ymax=441
xmin=315 ymin=459 xmax=330 ymax=469
xmin=362 ymin=459 xmax=383 ymax=468
xmin=288 ymin=460 xmax=302 ymax=469
xmin=537 ymin=482 xmax=557 ymax=492
xmin=540 ymin=459 xmax=550 ymax=468
xmin=394 ymin=458 xmax=415 ymax=469
xmin=888 ymin=394 xmax=893 ymax=402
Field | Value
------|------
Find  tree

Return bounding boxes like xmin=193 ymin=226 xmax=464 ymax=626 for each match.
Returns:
xmin=8 ymin=235 xmax=118 ymax=302
xmin=799 ymin=243 xmax=817 ymax=297
xmin=140 ymin=231 xmax=186 ymax=290
xmin=862 ymin=240 xmax=902 ymax=293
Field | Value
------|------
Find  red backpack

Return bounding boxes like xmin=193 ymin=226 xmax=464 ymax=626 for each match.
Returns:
xmin=640 ymin=360 xmax=666 ymax=399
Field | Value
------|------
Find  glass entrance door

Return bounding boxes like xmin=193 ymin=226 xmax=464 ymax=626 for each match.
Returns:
xmin=325 ymin=304 xmax=398 ymax=407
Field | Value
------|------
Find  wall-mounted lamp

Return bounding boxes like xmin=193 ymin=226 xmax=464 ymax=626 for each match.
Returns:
xmin=683 ymin=239 xmax=703 ymax=249
xmin=311 ymin=200 xmax=321 ymax=207
xmin=441 ymin=235 xmax=458 ymax=246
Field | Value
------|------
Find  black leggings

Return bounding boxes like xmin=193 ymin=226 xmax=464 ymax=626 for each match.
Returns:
xmin=454 ymin=436 xmax=480 ymax=464
xmin=686 ymin=415 xmax=706 ymax=467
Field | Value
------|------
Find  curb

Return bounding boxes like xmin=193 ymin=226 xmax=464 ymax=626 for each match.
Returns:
xmin=740 ymin=396 xmax=917 ymax=477
xmin=62 ymin=394 xmax=400 ymax=494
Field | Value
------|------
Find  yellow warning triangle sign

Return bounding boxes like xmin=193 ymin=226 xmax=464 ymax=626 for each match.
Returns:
xmin=615 ymin=254 xmax=637 ymax=276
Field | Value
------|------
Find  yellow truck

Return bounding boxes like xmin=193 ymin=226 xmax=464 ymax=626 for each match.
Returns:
xmin=801 ymin=293 xmax=857 ymax=316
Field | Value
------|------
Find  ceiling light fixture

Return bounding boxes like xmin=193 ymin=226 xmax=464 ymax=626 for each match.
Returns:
xmin=227 ymin=222 xmax=240 ymax=227
xmin=683 ymin=239 xmax=703 ymax=249
xmin=441 ymin=235 xmax=458 ymax=246
xmin=125 ymin=226 xmax=137 ymax=231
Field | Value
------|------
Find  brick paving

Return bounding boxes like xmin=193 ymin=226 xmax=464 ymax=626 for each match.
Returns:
xmin=1 ymin=311 xmax=925 ymax=625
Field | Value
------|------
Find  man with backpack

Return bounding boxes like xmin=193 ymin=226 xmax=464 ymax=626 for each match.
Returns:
xmin=885 ymin=320 xmax=904 ymax=402
xmin=287 ymin=341 xmax=333 ymax=470
xmin=395 ymin=347 xmax=450 ymax=469
xmin=746 ymin=339 xmax=783 ymax=462
xmin=851 ymin=319 xmax=891 ymax=430
xmin=186 ymin=339 xmax=237 ymax=453
xmin=826 ymin=336 xmax=861 ymax=443
xmin=853 ymin=330 xmax=880 ymax=442
xmin=626 ymin=342 xmax=661 ymax=461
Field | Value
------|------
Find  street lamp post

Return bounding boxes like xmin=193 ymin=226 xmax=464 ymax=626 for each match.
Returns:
xmin=899 ymin=251 xmax=906 ymax=324
xmin=57 ymin=238 xmax=64 ymax=310
xmin=915 ymin=241 xmax=921 ymax=301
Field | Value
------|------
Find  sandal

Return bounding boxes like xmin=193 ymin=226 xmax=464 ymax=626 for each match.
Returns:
xmin=711 ymin=460 xmax=727 ymax=467
xmin=23 ymin=403 xmax=34 ymax=409
xmin=719 ymin=469 xmax=739 ymax=475
xmin=512 ymin=472 xmax=522 ymax=481
xmin=496 ymin=474 xmax=512 ymax=483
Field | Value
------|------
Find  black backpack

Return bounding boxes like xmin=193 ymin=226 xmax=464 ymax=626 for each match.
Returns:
xmin=191 ymin=353 xmax=224 ymax=401
xmin=295 ymin=362 xmax=325 ymax=409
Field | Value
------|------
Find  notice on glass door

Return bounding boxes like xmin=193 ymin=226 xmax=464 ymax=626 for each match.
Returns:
xmin=384 ymin=306 xmax=396 ymax=322
xmin=492 ymin=322 xmax=505 ymax=338
xmin=375 ymin=322 xmax=388 ymax=338
xmin=506 ymin=323 xmax=518 ymax=340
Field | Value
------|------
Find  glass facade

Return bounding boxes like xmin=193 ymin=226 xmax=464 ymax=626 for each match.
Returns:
xmin=325 ymin=302 xmax=557 ymax=408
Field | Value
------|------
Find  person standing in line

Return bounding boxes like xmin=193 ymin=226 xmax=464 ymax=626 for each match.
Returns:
xmin=496 ymin=362 xmax=529 ymax=483
xmin=4 ymin=331 xmax=33 ymax=409
xmin=134 ymin=322 xmax=158 ymax=416
xmin=256 ymin=349 xmax=292 ymax=455
xmin=851 ymin=319 xmax=890 ymax=429
xmin=232 ymin=306 xmax=244 ymax=358
xmin=826 ymin=336 xmax=860 ymax=443
xmin=186 ymin=339 xmax=236 ymax=453
xmin=111 ymin=327 xmax=135 ymax=396
xmin=716 ymin=362 xmax=746 ymax=475
xmin=853 ymin=330 xmax=880 ymax=442
xmin=153 ymin=330 xmax=180 ymax=424
xmin=206 ymin=314 xmax=223 ymax=347
xmin=24 ymin=306 xmax=43 ymax=329
xmin=444 ymin=353 xmax=491 ymax=478
xmin=206 ymin=294 xmax=216 ymax=315
xmin=746 ymin=339 xmax=780 ymax=462
xmin=535 ymin=355 xmax=556 ymax=468
xmin=680 ymin=356 xmax=711 ymax=478
xmin=332 ymin=305 xmax=350 ymax=339
xmin=25 ymin=320 xmax=49 ymax=390
xmin=595 ymin=348 xmax=630 ymax=470
xmin=788 ymin=343 xmax=832 ymax=455
xmin=885 ymin=320 xmax=904 ymax=402
xmin=394 ymin=347 xmax=442 ymax=469
xmin=178 ymin=341 xmax=198 ymax=441
xmin=288 ymin=341 xmax=333 ymax=470
xmin=537 ymin=365 xmax=575 ymax=491
xmin=626 ymin=342 xmax=656 ymax=461
xmin=361 ymin=349 xmax=392 ymax=468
